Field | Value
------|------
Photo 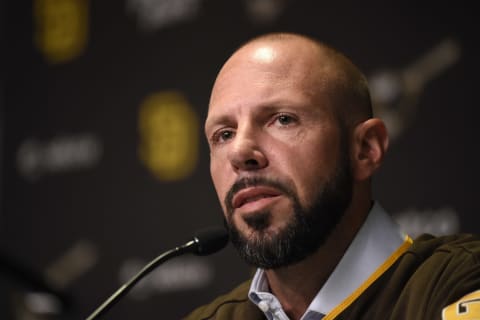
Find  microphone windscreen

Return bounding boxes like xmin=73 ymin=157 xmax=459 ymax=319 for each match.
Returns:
xmin=193 ymin=226 xmax=229 ymax=256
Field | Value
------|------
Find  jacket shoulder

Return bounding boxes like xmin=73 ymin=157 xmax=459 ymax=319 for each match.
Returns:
xmin=410 ymin=233 xmax=480 ymax=261
xmin=183 ymin=279 xmax=263 ymax=320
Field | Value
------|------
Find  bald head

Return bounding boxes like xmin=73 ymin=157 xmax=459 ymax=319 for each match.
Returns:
xmin=210 ymin=32 xmax=372 ymax=129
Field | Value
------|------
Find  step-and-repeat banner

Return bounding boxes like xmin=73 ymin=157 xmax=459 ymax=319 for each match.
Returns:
xmin=1 ymin=1 xmax=478 ymax=319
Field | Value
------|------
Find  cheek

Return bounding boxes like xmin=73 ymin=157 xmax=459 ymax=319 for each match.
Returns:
xmin=284 ymin=138 xmax=339 ymax=204
xmin=210 ymin=158 xmax=229 ymax=210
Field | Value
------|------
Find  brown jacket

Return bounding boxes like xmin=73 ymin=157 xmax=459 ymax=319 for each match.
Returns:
xmin=184 ymin=234 xmax=480 ymax=320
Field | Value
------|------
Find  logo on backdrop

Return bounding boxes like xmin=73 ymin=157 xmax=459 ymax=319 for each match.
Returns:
xmin=126 ymin=0 xmax=202 ymax=31
xmin=33 ymin=0 xmax=89 ymax=64
xmin=393 ymin=207 xmax=460 ymax=238
xmin=138 ymin=91 xmax=198 ymax=181
xmin=368 ymin=37 xmax=461 ymax=141
xmin=119 ymin=256 xmax=214 ymax=298
xmin=243 ymin=0 xmax=289 ymax=25
xmin=16 ymin=133 xmax=102 ymax=181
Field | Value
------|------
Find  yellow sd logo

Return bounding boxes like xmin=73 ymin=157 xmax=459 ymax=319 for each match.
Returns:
xmin=34 ymin=0 xmax=89 ymax=64
xmin=138 ymin=91 xmax=198 ymax=181
xmin=442 ymin=290 xmax=480 ymax=319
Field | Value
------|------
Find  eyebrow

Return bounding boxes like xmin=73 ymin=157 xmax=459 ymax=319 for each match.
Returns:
xmin=204 ymin=113 xmax=233 ymax=134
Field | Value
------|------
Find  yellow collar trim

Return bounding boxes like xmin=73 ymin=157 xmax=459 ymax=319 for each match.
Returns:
xmin=323 ymin=235 xmax=413 ymax=320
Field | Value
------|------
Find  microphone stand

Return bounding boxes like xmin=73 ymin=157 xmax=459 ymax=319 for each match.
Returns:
xmin=85 ymin=239 xmax=196 ymax=320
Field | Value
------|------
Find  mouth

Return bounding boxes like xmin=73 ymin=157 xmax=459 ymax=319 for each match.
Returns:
xmin=232 ymin=186 xmax=282 ymax=209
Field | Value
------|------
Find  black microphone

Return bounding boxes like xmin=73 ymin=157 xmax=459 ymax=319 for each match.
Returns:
xmin=85 ymin=226 xmax=229 ymax=320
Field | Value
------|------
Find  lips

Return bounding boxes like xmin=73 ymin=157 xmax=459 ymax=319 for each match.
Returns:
xmin=232 ymin=186 xmax=282 ymax=209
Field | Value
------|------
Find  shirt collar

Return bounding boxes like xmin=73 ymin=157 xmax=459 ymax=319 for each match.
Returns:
xmin=248 ymin=202 xmax=405 ymax=318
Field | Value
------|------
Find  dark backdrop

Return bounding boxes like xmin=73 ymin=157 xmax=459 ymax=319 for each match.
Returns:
xmin=1 ymin=1 xmax=478 ymax=319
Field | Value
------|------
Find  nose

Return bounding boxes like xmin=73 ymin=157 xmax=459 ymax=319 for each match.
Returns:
xmin=228 ymin=126 xmax=268 ymax=172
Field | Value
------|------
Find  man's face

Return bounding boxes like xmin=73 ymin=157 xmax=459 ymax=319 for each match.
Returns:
xmin=205 ymin=42 xmax=353 ymax=268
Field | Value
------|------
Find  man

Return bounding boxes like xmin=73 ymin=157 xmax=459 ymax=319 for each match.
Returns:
xmin=184 ymin=33 xmax=480 ymax=319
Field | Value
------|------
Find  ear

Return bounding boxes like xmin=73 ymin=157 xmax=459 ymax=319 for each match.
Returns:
xmin=350 ymin=118 xmax=389 ymax=181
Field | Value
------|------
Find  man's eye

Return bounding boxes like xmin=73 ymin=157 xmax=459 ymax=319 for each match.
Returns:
xmin=276 ymin=114 xmax=296 ymax=126
xmin=212 ymin=130 xmax=234 ymax=144
xmin=221 ymin=131 xmax=234 ymax=140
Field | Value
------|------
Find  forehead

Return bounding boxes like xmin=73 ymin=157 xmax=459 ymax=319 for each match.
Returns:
xmin=222 ymin=39 xmax=325 ymax=83
xmin=206 ymin=40 xmax=336 ymax=127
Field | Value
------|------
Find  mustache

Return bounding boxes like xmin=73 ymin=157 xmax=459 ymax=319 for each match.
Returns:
xmin=224 ymin=176 xmax=293 ymax=215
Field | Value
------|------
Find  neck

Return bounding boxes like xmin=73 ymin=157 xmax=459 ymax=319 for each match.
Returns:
xmin=264 ymin=197 xmax=371 ymax=320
